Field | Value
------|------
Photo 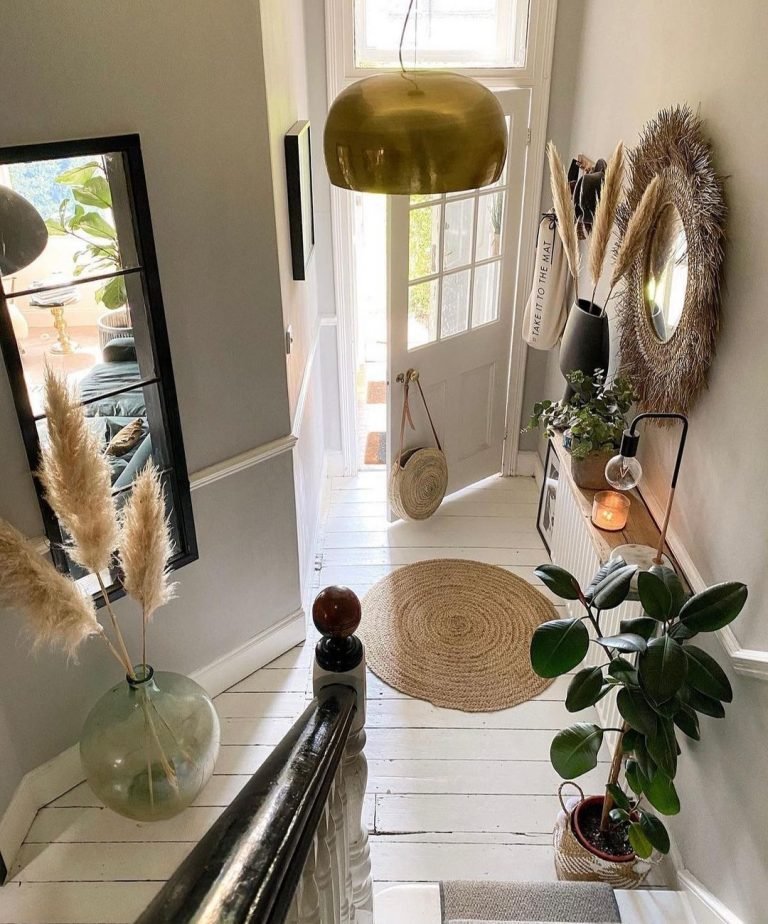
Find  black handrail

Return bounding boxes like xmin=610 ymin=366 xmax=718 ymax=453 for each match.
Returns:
xmin=135 ymin=684 xmax=357 ymax=924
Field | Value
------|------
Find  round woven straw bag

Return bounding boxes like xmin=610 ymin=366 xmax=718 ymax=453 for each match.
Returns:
xmin=389 ymin=371 xmax=448 ymax=521
xmin=553 ymin=783 xmax=652 ymax=889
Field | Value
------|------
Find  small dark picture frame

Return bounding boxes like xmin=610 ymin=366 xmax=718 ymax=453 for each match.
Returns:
xmin=285 ymin=121 xmax=315 ymax=281
xmin=537 ymin=439 xmax=560 ymax=555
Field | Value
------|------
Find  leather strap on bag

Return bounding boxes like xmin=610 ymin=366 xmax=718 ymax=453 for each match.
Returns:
xmin=396 ymin=369 xmax=442 ymax=464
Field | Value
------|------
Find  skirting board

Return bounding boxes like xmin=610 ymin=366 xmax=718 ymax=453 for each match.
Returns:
xmin=678 ymin=870 xmax=744 ymax=924
xmin=516 ymin=450 xmax=545 ymax=488
xmin=0 ymin=607 xmax=305 ymax=883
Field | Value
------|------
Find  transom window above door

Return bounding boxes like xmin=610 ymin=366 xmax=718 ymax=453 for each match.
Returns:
xmin=407 ymin=135 xmax=511 ymax=350
xmin=354 ymin=0 xmax=530 ymax=70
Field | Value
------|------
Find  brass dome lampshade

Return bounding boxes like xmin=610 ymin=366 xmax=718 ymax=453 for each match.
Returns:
xmin=324 ymin=0 xmax=507 ymax=195
xmin=324 ymin=71 xmax=508 ymax=195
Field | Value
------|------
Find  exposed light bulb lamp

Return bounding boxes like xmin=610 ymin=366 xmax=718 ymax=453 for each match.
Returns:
xmin=605 ymin=412 xmax=689 ymax=567
xmin=323 ymin=2 xmax=508 ymax=194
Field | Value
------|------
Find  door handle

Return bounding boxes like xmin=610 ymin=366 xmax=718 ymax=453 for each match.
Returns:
xmin=395 ymin=369 xmax=419 ymax=384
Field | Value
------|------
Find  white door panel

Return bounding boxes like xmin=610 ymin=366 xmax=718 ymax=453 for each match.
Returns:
xmin=387 ymin=88 xmax=531 ymax=513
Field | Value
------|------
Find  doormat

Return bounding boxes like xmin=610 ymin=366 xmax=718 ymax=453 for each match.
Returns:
xmin=367 ymin=381 xmax=386 ymax=404
xmin=358 ymin=559 xmax=556 ymax=712
xmin=364 ymin=431 xmax=386 ymax=465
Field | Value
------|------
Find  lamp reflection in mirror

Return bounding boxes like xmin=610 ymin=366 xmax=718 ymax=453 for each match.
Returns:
xmin=605 ymin=412 xmax=688 ymax=567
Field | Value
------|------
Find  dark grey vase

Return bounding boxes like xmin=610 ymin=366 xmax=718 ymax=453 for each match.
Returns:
xmin=559 ymin=299 xmax=610 ymax=400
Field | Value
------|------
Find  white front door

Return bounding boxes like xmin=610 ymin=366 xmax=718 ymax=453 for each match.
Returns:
xmin=387 ymin=88 xmax=531 ymax=509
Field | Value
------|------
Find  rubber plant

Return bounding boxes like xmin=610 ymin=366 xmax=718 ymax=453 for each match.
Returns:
xmin=530 ymin=558 xmax=748 ymax=859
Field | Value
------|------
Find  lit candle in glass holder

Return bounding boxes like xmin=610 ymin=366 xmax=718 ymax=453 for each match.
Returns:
xmin=591 ymin=491 xmax=630 ymax=531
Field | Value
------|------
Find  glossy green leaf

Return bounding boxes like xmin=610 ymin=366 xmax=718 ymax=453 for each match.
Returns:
xmin=54 ymin=161 xmax=100 ymax=185
xmin=610 ymin=808 xmax=630 ymax=823
xmin=617 ymin=687 xmax=658 ymax=737
xmin=649 ymin=565 xmax=688 ymax=618
xmin=565 ymin=667 xmax=605 ymax=712
xmin=647 ymin=719 xmax=677 ymax=778
xmin=644 ymin=769 xmax=680 ymax=815
xmin=650 ymin=694 xmax=682 ymax=719
xmin=597 ymin=633 xmax=647 ymax=653
xmin=679 ymin=582 xmax=748 ymax=633
xmin=606 ymin=782 xmax=630 ymax=810
xmin=620 ymin=616 xmax=658 ymax=641
xmin=686 ymin=687 xmax=726 ymax=718
xmin=550 ymin=723 xmax=604 ymax=779
xmin=534 ymin=565 xmax=582 ymax=601
xmin=592 ymin=565 xmax=637 ymax=610
xmin=669 ymin=621 xmax=697 ymax=641
xmin=638 ymin=570 xmax=672 ymax=621
xmin=77 ymin=211 xmax=117 ymax=241
xmin=585 ymin=558 xmax=628 ymax=602
xmin=625 ymin=758 xmax=648 ymax=795
xmin=72 ymin=176 xmax=112 ymax=209
xmin=629 ymin=823 xmax=653 ymax=859
xmin=684 ymin=645 xmax=733 ymax=703
xmin=639 ymin=636 xmax=687 ymax=701
xmin=44 ymin=218 xmax=66 ymax=235
xmin=673 ymin=704 xmax=700 ymax=740
xmin=633 ymin=735 xmax=656 ymax=780
xmin=609 ymin=657 xmax=638 ymax=684
xmin=621 ymin=729 xmax=641 ymax=753
xmin=639 ymin=811 xmax=670 ymax=854
xmin=530 ymin=618 xmax=589 ymax=678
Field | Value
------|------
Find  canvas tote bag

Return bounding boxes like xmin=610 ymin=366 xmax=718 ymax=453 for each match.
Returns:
xmin=522 ymin=211 xmax=569 ymax=350
xmin=389 ymin=370 xmax=447 ymax=521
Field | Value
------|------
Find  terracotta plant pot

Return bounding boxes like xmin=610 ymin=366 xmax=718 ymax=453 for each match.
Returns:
xmin=571 ymin=796 xmax=635 ymax=864
xmin=570 ymin=450 xmax=613 ymax=490
xmin=553 ymin=784 xmax=651 ymax=889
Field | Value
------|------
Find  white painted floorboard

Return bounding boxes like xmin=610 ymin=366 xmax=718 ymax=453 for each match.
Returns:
xmin=1 ymin=471 xmax=582 ymax=923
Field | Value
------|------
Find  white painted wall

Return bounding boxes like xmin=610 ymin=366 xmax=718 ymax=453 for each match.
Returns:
xmin=0 ymin=1 xmax=304 ymax=817
xmin=535 ymin=2 xmax=768 ymax=918
xmin=259 ymin=0 xmax=332 ymax=606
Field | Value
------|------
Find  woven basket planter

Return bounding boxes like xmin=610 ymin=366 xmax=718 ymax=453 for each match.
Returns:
xmin=553 ymin=784 xmax=651 ymax=889
xmin=389 ymin=447 xmax=448 ymax=521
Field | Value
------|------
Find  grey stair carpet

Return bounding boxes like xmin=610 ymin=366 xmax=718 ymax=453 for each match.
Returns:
xmin=441 ymin=881 xmax=622 ymax=923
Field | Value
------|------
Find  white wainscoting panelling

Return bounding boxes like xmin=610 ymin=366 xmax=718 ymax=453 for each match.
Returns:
xmin=0 ymin=607 xmax=305 ymax=878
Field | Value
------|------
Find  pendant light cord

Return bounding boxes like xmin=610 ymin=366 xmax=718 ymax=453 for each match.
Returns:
xmin=398 ymin=0 xmax=417 ymax=74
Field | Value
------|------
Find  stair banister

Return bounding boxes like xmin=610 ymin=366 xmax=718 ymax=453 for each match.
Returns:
xmin=134 ymin=586 xmax=372 ymax=924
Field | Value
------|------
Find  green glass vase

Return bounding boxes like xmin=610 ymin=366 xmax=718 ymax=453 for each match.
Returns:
xmin=80 ymin=665 xmax=220 ymax=821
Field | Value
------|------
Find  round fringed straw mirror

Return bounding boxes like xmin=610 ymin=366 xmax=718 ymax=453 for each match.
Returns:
xmin=617 ymin=105 xmax=726 ymax=414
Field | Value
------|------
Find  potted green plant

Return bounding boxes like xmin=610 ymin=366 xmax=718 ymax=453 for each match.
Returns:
xmin=530 ymin=559 xmax=747 ymax=886
xmin=526 ymin=369 xmax=635 ymax=490
xmin=45 ymin=159 xmax=132 ymax=349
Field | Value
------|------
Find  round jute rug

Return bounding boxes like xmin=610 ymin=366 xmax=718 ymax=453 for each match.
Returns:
xmin=359 ymin=559 xmax=555 ymax=712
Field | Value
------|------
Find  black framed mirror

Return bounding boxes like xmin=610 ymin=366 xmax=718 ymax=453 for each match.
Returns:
xmin=0 ymin=134 xmax=197 ymax=601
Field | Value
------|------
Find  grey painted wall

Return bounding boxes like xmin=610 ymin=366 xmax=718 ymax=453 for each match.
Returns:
xmin=535 ymin=2 xmax=768 ymax=917
xmin=0 ymin=1 xmax=305 ymax=816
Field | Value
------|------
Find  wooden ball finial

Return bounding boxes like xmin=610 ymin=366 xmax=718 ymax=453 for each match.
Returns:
xmin=313 ymin=586 xmax=361 ymax=638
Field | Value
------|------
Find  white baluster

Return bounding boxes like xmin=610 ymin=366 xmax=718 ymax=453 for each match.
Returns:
xmin=330 ymin=770 xmax=351 ymax=924
xmin=296 ymin=836 xmax=321 ymax=924
xmin=312 ymin=587 xmax=374 ymax=924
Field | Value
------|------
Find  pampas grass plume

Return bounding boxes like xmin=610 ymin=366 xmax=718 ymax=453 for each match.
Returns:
xmin=0 ymin=519 xmax=99 ymax=657
xmin=38 ymin=367 xmax=118 ymax=575
xmin=120 ymin=463 xmax=176 ymax=624
xmin=588 ymin=141 xmax=625 ymax=289
xmin=547 ymin=141 xmax=580 ymax=284
xmin=611 ymin=174 xmax=663 ymax=287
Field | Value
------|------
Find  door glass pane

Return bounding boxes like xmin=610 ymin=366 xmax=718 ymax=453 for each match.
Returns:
xmin=472 ymin=260 xmax=501 ymax=327
xmin=354 ymin=0 xmax=530 ymax=70
xmin=441 ymin=269 xmax=471 ymax=338
xmin=476 ymin=192 xmax=505 ymax=262
xmin=443 ymin=198 xmax=475 ymax=271
xmin=409 ymin=205 xmax=441 ymax=280
xmin=408 ymin=279 xmax=439 ymax=348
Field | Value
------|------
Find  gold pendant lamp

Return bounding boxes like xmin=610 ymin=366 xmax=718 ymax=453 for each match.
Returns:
xmin=324 ymin=1 xmax=508 ymax=195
